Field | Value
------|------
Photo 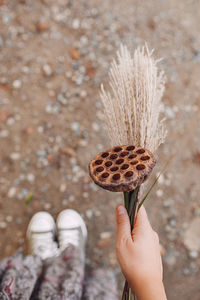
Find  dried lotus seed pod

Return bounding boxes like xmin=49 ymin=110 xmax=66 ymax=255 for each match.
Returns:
xmin=89 ymin=145 xmax=156 ymax=192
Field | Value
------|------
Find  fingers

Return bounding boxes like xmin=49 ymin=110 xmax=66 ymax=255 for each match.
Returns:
xmin=133 ymin=205 xmax=153 ymax=236
xmin=116 ymin=205 xmax=131 ymax=245
xmin=116 ymin=204 xmax=153 ymax=247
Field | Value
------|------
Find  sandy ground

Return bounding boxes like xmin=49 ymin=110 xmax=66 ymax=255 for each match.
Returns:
xmin=0 ymin=0 xmax=200 ymax=299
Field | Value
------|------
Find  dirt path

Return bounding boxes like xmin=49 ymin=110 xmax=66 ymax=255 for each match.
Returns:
xmin=0 ymin=0 xmax=200 ymax=299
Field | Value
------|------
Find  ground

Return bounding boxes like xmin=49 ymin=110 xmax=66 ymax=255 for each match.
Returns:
xmin=0 ymin=0 xmax=200 ymax=299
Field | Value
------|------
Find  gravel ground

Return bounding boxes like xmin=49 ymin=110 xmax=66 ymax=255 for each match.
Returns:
xmin=0 ymin=0 xmax=200 ymax=299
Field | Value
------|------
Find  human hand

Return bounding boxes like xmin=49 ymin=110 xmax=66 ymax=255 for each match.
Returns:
xmin=116 ymin=205 xmax=167 ymax=300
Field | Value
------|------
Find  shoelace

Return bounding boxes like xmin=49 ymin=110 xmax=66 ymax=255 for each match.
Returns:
xmin=31 ymin=231 xmax=58 ymax=257
xmin=58 ymin=227 xmax=80 ymax=250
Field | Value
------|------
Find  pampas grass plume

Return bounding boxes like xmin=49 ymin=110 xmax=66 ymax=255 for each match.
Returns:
xmin=100 ymin=44 xmax=167 ymax=153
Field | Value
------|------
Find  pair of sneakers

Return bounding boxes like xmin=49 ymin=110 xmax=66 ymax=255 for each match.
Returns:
xmin=26 ymin=209 xmax=87 ymax=260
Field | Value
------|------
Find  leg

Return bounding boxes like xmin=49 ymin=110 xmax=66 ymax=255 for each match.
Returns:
xmin=38 ymin=244 xmax=85 ymax=300
xmin=0 ymin=257 xmax=9 ymax=282
xmin=60 ymin=245 xmax=85 ymax=300
xmin=83 ymin=268 xmax=119 ymax=300
xmin=38 ymin=209 xmax=87 ymax=300
xmin=0 ymin=250 xmax=42 ymax=300
xmin=0 ymin=211 xmax=57 ymax=300
xmin=26 ymin=211 xmax=60 ymax=299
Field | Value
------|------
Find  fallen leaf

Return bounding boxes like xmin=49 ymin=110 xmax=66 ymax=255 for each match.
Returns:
xmin=193 ymin=152 xmax=200 ymax=165
xmin=0 ymin=82 xmax=10 ymax=90
xmin=85 ymin=61 xmax=96 ymax=78
xmin=36 ymin=20 xmax=49 ymax=32
xmin=147 ymin=18 xmax=156 ymax=30
xmin=24 ymin=127 xmax=34 ymax=135
xmin=0 ymin=0 xmax=8 ymax=6
xmin=0 ymin=111 xmax=9 ymax=123
xmin=59 ymin=147 xmax=76 ymax=157
xmin=25 ymin=192 xmax=33 ymax=205
xmin=69 ymin=49 xmax=80 ymax=60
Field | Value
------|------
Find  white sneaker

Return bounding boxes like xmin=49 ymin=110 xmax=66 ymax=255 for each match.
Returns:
xmin=26 ymin=212 xmax=59 ymax=260
xmin=56 ymin=209 xmax=87 ymax=252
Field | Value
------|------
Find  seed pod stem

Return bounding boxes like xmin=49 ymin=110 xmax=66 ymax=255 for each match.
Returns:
xmin=122 ymin=187 xmax=140 ymax=299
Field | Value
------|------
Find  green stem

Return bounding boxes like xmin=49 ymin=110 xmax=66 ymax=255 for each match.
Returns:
xmin=124 ymin=192 xmax=129 ymax=211
xmin=128 ymin=187 xmax=140 ymax=218
xmin=122 ymin=188 xmax=140 ymax=300
xmin=138 ymin=157 xmax=172 ymax=209
xmin=128 ymin=287 xmax=132 ymax=300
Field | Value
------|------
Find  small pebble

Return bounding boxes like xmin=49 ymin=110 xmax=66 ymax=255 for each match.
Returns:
xmin=44 ymin=202 xmax=51 ymax=210
xmin=8 ymin=187 xmax=17 ymax=198
xmin=0 ymin=130 xmax=9 ymax=137
xmin=98 ymin=232 xmax=112 ymax=248
xmin=156 ymin=189 xmax=164 ymax=197
xmin=83 ymin=192 xmax=89 ymax=199
xmin=71 ymin=122 xmax=80 ymax=133
xmin=22 ymin=66 xmax=30 ymax=74
xmin=100 ymin=232 xmax=111 ymax=239
xmin=57 ymin=94 xmax=68 ymax=105
xmin=165 ymin=106 xmax=175 ymax=119
xmin=15 ymin=114 xmax=21 ymax=121
xmin=163 ymin=199 xmax=174 ymax=207
xmin=189 ymin=250 xmax=198 ymax=259
xmin=183 ymin=218 xmax=200 ymax=251
xmin=72 ymin=19 xmax=80 ymax=29
xmin=37 ymin=150 xmax=46 ymax=157
xmin=182 ymin=267 xmax=190 ymax=276
xmin=6 ymin=216 xmax=13 ymax=222
xmin=86 ymin=209 xmax=93 ymax=219
xmin=79 ymin=139 xmax=87 ymax=147
xmin=80 ymin=90 xmax=87 ymax=98
xmin=10 ymin=152 xmax=21 ymax=160
xmin=0 ymin=221 xmax=7 ymax=229
xmin=43 ymin=64 xmax=53 ymax=77
xmin=94 ymin=210 xmax=101 ymax=217
xmin=169 ymin=219 xmax=176 ymax=228
xmin=62 ymin=199 xmax=68 ymax=206
xmin=60 ymin=183 xmax=67 ymax=193
xmin=37 ymin=126 xmax=44 ymax=133
xmin=92 ymin=122 xmax=100 ymax=132
xmin=2 ymin=14 xmax=11 ymax=25
xmin=164 ymin=251 xmax=177 ymax=266
xmin=69 ymin=195 xmax=75 ymax=202
xmin=27 ymin=173 xmax=35 ymax=183
xmin=13 ymin=80 xmax=22 ymax=89
xmin=7 ymin=118 xmax=15 ymax=126
xmin=16 ymin=217 xmax=22 ymax=224
xmin=157 ymin=174 xmax=165 ymax=184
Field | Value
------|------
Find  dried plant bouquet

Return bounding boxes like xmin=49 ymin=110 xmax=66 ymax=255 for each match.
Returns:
xmin=89 ymin=44 xmax=166 ymax=300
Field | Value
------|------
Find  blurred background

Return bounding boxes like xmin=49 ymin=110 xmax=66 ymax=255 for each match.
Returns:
xmin=0 ymin=0 xmax=200 ymax=299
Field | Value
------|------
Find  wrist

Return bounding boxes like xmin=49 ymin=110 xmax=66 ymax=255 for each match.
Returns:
xmin=130 ymin=276 xmax=167 ymax=300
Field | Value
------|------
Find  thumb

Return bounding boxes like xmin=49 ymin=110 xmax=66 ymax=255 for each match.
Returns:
xmin=116 ymin=205 xmax=131 ymax=245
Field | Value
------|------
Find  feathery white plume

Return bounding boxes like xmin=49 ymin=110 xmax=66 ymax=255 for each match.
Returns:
xmin=100 ymin=44 xmax=166 ymax=153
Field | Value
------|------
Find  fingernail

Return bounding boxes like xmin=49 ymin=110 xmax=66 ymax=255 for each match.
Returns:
xmin=118 ymin=205 xmax=126 ymax=215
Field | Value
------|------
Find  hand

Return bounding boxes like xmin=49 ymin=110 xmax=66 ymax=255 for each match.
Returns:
xmin=116 ymin=205 xmax=167 ymax=300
